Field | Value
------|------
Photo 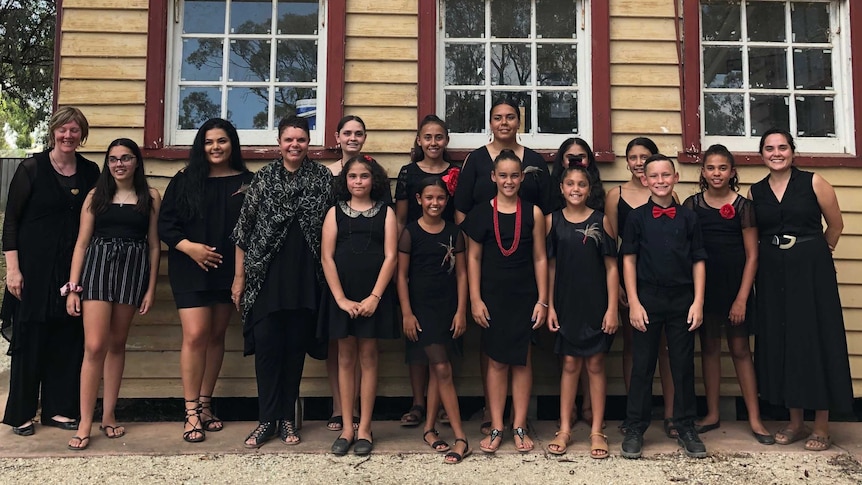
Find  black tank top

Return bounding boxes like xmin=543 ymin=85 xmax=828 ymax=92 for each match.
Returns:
xmin=93 ymin=204 xmax=149 ymax=240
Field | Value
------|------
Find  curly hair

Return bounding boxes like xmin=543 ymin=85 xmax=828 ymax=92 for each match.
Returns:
xmin=699 ymin=144 xmax=740 ymax=192
xmin=335 ymin=154 xmax=391 ymax=202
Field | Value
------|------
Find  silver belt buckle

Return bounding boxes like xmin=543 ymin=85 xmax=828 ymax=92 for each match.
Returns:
xmin=773 ymin=234 xmax=796 ymax=249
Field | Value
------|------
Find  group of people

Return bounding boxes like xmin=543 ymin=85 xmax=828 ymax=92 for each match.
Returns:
xmin=0 ymin=102 xmax=853 ymax=463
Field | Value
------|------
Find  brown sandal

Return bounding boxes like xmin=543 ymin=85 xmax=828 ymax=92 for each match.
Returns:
xmin=590 ymin=432 xmax=609 ymax=459
xmin=774 ymin=425 xmax=810 ymax=445
xmin=547 ymin=430 xmax=571 ymax=455
xmin=804 ymin=433 xmax=831 ymax=451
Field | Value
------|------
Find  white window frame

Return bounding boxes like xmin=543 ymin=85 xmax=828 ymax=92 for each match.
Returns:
xmin=437 ymin=0 xmax=592 ymax=150
xmin=700 ymin=0 xmax=855 ymax=154
xmin=165 ymin=0 xmax=328 ymax=146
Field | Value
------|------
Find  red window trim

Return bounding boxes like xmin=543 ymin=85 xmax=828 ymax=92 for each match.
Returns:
xmin=142 ymin=0 xmax=346 ymax=161
xmin=680 ymin=0 xmax=862 ymax=166
xmin=417 ymin=1 xmax=614 ymax=163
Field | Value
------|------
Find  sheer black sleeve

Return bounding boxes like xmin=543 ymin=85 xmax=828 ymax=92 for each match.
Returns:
xmin=398 ymin=223 xmax=413 ymax=253
xmin=2 ymin=158 xmax=37 ymax=251
xmin=394 ymin=164 xmax=410 ymax=201
xmin=157 ymin=171 xmax=189 ymax=248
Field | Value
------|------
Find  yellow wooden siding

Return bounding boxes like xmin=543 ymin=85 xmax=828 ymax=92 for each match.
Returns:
xmin=55 ymin=1 xmax=862 ymax=401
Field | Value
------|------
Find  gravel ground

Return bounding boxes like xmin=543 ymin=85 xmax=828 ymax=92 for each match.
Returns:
xmin=1 ymin=450 xmax=862 ymax=484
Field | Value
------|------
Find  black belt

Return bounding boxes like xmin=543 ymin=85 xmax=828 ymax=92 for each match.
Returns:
xmin=767 ymin=234 xmax=818 ymax=250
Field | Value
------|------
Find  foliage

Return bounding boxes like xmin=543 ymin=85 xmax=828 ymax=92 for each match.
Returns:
xmin=0 ymin=0 xmax=55 ymax=141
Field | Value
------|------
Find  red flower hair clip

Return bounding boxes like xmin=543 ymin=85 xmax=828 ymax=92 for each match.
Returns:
xmin=719 ymin=203 xmax=735 ymax=220
xmin=363 ymin=154 xmax=373 ymax=162
xmin=441 ymin=167 xmax=460 ymax=196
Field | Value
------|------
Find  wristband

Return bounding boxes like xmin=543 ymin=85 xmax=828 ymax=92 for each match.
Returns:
xmin=537 ymin=301 xmax=548 ymax=308
xmin=371 ymin=293 xmax=382 ymax=300
xmin=60 ymin=282 xmax=83 ymax=296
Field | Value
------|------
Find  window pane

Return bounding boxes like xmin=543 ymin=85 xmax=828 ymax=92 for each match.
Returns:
xmin=491 ymin=0 xmax=530 ymax=38
xmin=446 ymin=0 xmax=484 ymax=38
xmin=277 ymin=0 xmax=318 ymax=35
xmin=229 ymin=40 xmax=272 ymax=82
xmin=537 ymin=44 xmax=577 ymax=86
xmin=275 ymin=87 xmax=317 ymax=126
xmin=796 ymin=95 xmax=835 ymax=137
xmin=703 ymin=46 xmax=743 ymax=88
xmin=491 ymin=43 xmax=531 ymax=85
xmin=178 ymin=87 xmax=223 ymax=129
xmin=536 ymin=0 xmax=576 ymax=39
xmin=183 ymin=0 xmax=226 ymax=34
xmin=749 ymin=47 xmax=787 ymax=89
xmin=750 ymin=94 xmax=789 ymax=136
xmin=493 ymin=91 xmax=531 ymax=132
xmin=445 ymin=91 xmax=486 ymax=133
xmin=227 ymin=87 xmax=270 ymax=129
xmin=277 ymin=39 xmax=318 ymax=82
xmin=445 ymin=44 xmax=485 ymax=85
xmin=231 ymin=0 xmax=273 ymax=34
xmin=791 ymin=2 xmax=830 ymax=43
xmin=701 ymin=1 xmax=740 ymax=41
xmin=747 ymin=2 xmax=786 ymax=42
xmin=182 ymin=39 xmax=224 ymax=81
xmin=704 ymin=93 xmax=744 ymax=136
xmin=537 ymin=91 xmax=577 ymax=134
xmin=793 ymin=49 xmax=832 ymax=90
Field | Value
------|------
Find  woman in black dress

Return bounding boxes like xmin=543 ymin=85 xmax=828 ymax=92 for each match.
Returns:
xmin=231 ymin=116 xmax=333 ymax=448
xmin=749 ymin=128 xmax=852 ymax=451
xmin=158 ymin=118 xmax=252 ymax=442
xmin=2 ymin=107 xmax=100 ymax=436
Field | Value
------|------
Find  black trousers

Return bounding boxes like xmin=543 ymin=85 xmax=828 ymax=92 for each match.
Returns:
xmin=3 ymin=316 xmax=84 ymax=427
xmin=623 ymin=284 xmax=697 ymax=434
xmin=253 ymin=309 xmax=314 ymax=422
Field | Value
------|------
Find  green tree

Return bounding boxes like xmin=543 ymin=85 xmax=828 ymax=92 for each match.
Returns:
xmin=0 ymin=1 xmax=55 ymax=140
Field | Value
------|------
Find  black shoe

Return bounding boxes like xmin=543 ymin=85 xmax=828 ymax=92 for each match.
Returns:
xmin=12 ymin=423 xmax=35 ymax=436
xmin=279 ymin=420 xmax=300 ymax=445
xmin=43 ymin=417 xmax=79 ymax=430
xmin=753 ymin=431 xmax=776 ymax=445
xmin=243 ymin=421 xmax=277 ymax=449
xmin=694 ymin=420 xmax=720 ymax=434
xmin=677 ymin=428 xmax=707 ymax=458
xmin=620 ymin=429 xmax=643 ymax=459
xmin=354 ymin=435 xmax=374 ymax=456
xmin=331 ymin=434 xmax=354 ymax=456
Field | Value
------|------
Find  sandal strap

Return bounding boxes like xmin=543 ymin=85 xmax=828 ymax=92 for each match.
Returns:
xmin=247 ymin=421 xmax=275 ymax=440
xmin=423 ymin=428 xmax=439 ymax=439
xmin=454 ymin=437 xmax=468 ymax=446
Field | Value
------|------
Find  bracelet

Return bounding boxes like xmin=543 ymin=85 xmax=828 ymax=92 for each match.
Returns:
xmin=537 ymin=301 xmax=548 ymax=308
xmin=370 ymin=293 xmax=382 ymax=300
xmin=60 ymin=282 xmax=83 ymax=296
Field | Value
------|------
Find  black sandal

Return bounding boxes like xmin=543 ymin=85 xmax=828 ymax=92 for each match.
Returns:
xmin=244 ymin=421 xmax=277 ymax=449
xmin=280 ymin=420 xmax=300 ymax=445
xmin=182 ymin=399 xmax=205 ymax=443
xmin=444 ymin=438 xmax=471 ymax=464
xmin=423 ymin=428 xmax=450 ymax=452
xmin=199 ymin=395 xmax=223 ymax=432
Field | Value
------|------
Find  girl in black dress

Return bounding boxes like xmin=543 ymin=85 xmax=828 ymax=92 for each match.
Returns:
xmin=462 ymin=149 xmax=547 ymax=454
xmin=65 ymin=138 xmax=161 ymax=450
xmin=682 ymin=144 xmax=771 ymax=444
xmin=322 ymin=155 xmax=398 ymax=456
xmin=546 ymin=165 xmax=618 ymax=459
xmin=749 ymin=129 xmax=852 ymax=451
xmin=158 ymin=118 xmax=252 ymax=442
xmin=394 ymin=114 xmax=460 ymax=428
xmin=396 ymin=177 xmax=470 ymax=464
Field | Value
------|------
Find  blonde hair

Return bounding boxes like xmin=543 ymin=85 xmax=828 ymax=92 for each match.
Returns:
xmin=48 ymin=106 xmax=89 ymax=147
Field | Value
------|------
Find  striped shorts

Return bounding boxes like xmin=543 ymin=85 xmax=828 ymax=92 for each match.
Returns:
xmin=81 ymin=237 xmax=149 ymax=306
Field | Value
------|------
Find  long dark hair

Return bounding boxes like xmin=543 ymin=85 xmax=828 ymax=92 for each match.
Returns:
xmin=91 ymin=138 xmax=152 ymax=215
xmin=177 ymin=118 xmax=247 ymax=219
xmin=626 ymin=137 xmax=660 ymax=157
xmin=335 ymin=155 xmax=390 ymax=202
xmin=411 ymin=114 xmax=453 ymax=164
xmin=551 ymin=137 xmax=604 ymax=211
xmin=698 ymin=144 xmax=740 ymax=192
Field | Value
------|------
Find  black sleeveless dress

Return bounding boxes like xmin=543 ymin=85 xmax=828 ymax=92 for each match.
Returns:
xmin=750 ymin=168 xmax=852 ymax=413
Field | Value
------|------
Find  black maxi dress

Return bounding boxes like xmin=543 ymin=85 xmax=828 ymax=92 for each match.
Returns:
xmin=462 ymin=200 xmax=537 ymax=366
xmin=750 ymin=167 xmax=853 ymax=413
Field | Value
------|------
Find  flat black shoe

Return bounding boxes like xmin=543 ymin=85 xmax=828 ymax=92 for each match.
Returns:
xmin=243 ymin=421 xmax=277 ymax=449
xmin=694 ymin=420 xmax=720 ymax=434
xmin=12 ymin=423 xmax=35 ymax=436
xmin=753 ymin=431 xmax=776 ymax=445
xmin=43 ymin=418 xmax=79 ymax=431
xmin=620 ymin=429 xmax=643 ymax=459
xmin=331 ymin=435 xmax=354 ymax=456
xmin=677 ymin=428 xmax=707 ymax=458
xmin=354 ymin=436 xmax=374 ymax=456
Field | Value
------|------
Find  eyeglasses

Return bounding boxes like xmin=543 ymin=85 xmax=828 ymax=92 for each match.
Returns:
xmin=108 ymin=155 xmax=136 ymax=165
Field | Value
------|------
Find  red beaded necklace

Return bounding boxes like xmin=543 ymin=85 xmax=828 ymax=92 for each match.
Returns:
xmin=493 ymin=196 xmax=522 ymax=257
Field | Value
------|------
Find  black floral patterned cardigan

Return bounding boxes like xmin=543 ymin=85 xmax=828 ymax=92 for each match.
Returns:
xmin=231 ymin=157 xmax=333 ymax=328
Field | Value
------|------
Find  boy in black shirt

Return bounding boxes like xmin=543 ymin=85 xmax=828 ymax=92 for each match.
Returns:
xmin=620 ymin=154 xmax=708 ymax=459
